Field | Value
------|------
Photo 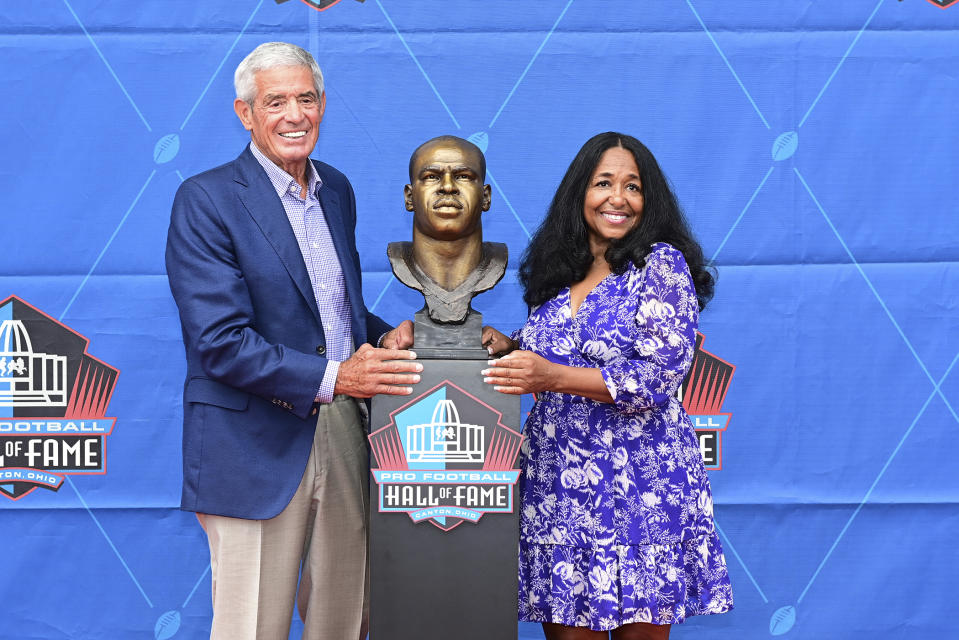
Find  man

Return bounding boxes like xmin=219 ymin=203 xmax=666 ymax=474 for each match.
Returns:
xmin=165 ymin=42 xmax=421 ymax=640
xmin=388 ymin=135 xmax=506 ymax=325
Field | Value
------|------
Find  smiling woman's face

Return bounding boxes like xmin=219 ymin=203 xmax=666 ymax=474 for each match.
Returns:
xmin=582 ymin=146 xmax=644 ymax=256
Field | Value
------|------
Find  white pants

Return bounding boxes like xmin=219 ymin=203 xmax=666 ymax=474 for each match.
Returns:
xmin=197 ymin=396 xmax=370 ymax=640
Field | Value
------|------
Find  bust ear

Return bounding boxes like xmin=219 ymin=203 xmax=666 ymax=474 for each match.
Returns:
xmin=403 ymin=184 xmax=415 ymax=211
xmin=482 ymin=184 xmax=492 ymax=212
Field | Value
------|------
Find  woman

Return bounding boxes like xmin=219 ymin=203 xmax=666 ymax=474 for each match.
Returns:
xmin=482 ymin=132 xmax=732 ymax=639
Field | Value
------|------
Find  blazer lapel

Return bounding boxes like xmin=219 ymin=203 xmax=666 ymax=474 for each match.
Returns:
xmin=233 ymin=148 xmax=321 ymax=323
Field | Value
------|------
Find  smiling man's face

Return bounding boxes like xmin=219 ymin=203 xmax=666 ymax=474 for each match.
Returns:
xmin=404 ymin=140 xmax=490 ymax=242
xmin=234 ymin=65 xmax=325 ymax=179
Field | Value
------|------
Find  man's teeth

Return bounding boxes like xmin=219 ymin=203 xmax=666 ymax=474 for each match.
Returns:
xmin=279 ymin=131 xmax=306 ymax=138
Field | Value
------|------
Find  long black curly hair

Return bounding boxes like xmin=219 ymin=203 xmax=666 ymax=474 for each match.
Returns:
xmin=518 ymin=132 xmax=715 ymax=310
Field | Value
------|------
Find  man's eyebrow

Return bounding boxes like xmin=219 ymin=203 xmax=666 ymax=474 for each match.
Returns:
xmin=260 ymin=90 xmax=317 ymax=103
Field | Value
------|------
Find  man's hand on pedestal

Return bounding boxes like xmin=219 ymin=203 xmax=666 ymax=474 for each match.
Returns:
xmin=334 ymin=343 xmax=421 ymax=398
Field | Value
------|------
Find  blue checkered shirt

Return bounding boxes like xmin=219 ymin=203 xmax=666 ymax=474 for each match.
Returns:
xmin=250 ymin=142 xmax=351 ymax=403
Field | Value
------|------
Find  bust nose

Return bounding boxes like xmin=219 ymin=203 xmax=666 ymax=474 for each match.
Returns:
xmin=438 ymin=171 xmax=458 ymax=193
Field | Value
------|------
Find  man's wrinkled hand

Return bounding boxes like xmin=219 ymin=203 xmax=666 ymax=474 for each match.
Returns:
xmin=334 ymin=343 xmax=421 ymax=398
xmin=381 ymin=319 xmax=414 ymax=350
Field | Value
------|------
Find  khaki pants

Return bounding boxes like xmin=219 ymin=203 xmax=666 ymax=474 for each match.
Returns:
xmin=197 ymin=396 xmax=370 ymax=640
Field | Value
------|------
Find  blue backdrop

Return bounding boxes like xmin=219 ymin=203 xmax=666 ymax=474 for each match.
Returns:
xmin=2 ymin=1 xmax=957 ymax=638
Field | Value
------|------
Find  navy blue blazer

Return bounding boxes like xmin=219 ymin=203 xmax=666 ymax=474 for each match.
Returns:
xmin=165 ymin=146 xmax=392 ymax=519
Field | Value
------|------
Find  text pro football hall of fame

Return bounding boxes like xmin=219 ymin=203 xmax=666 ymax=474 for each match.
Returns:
xmin=0 ymin=296 xmax=118 ymax=500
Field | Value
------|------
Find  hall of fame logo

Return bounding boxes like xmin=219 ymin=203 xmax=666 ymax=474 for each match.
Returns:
xmin=0 ymin=296 xmax=118 ymax=500
xmin=275 ymin=0 xmax=365 ymax=12
xmin=679 ymin=332 xmax=735 ymax=470
xmin=925 ymin=0 xmax=958 ymax=9
xmin=369 ymin=381 xmax=522 ymax=532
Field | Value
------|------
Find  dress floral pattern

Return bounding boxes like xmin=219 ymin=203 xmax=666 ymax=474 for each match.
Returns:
xmin=516 ymin=242 xmax=733 ymax=631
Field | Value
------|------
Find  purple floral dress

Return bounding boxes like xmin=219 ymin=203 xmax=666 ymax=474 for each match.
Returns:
xmin=516 ymin=242 xmax=733 ymax=630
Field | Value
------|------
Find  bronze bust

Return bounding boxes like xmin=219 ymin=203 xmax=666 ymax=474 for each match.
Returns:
xmin=388 ymin=136 xmax=507 ymax=348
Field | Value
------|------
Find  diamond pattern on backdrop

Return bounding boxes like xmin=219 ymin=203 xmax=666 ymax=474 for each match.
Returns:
xmin=0 ymin=1 xmax=956 ymax=638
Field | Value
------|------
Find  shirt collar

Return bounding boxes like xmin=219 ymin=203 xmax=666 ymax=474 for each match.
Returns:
xmin=249 ymin=142 xmax=323 ymax=199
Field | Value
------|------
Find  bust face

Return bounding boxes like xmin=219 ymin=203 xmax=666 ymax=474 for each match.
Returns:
xmin=404 ymin=140 xmax=491 ymax=242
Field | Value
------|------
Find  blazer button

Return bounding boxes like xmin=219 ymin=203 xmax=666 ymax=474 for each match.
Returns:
xmin=316 ymin=345 xmax=326 ymax=355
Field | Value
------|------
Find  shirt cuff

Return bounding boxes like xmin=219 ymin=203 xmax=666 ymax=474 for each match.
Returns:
xmin=316 ymin=360 xmax=341 ymax=403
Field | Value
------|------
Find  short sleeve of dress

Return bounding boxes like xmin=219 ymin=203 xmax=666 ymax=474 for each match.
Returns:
xmin=599 ymin=244 xmax=699 ymax=412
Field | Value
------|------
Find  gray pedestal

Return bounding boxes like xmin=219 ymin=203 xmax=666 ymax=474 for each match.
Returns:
xmin=368 ymin=340 xmax=521 ymax=640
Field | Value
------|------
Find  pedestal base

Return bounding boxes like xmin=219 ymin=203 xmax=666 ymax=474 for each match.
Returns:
xmin=368 ymin=356 xmax=521 ymax=640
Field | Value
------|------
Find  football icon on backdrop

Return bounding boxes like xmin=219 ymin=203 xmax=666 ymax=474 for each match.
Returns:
xmin=369 ymin=381 xmax=522 ymax=531
xmin=0 ymin=297 xmax=118 ymax=500
xmin=275 ymin=0 xmax=365 ymax=12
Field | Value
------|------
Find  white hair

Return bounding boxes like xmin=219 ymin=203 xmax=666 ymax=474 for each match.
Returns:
xmin=234 ymin=42 xmax=325 ymax=104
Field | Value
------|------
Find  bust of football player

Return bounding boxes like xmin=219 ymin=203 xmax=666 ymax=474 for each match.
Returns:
xmin=388 ymin=135 xmax=506 ymax=326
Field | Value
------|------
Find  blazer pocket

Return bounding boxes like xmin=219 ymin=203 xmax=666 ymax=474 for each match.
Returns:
xmin=185 ymin=377 xmax=250 ymax=411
